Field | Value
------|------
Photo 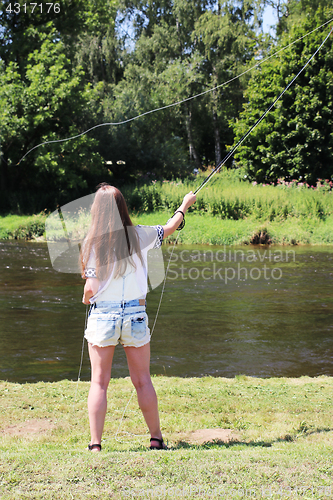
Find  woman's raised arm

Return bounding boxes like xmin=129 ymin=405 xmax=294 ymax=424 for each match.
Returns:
xmin=162 ymin=191 xmax=196 ymax=238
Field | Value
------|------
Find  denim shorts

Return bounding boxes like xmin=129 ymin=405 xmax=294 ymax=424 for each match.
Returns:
xmin=84 ymin=300 xmax=151 ymax=348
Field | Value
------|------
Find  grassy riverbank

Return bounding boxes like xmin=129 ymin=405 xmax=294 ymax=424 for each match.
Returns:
xmin=2 ymin=170 xmax=333 ymax=245
xmin=2 ymin=211 xmax=333 ymax=246
xmin=131 ymin=211 xmax=333 ymax=245
xmin=0 ymin=213 xmax=46 ymax=240
xmin=0 ymin=376 xmax=332 ymax=499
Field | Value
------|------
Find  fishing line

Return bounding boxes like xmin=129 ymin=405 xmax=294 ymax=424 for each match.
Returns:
xmin=72 ymin=304 xmax=89 ymax=412
xmin=194 ymin=25 xmax=333 ymax=196
xmin=114 ymin=231 xmax=181 ymax=442
xmin=150 ymin=232 xmax=181 ymax=337
xmin=72 ymin=22 xmax=332 ymax=440
xmin=17 ymin=17 xmax=333 ymax=165
xmin=113 ymin=25 xmax=332 ymax=441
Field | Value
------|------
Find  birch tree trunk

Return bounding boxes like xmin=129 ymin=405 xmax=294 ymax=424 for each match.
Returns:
xmin=185 ymin=103 xmax=201 ymax=170
xmin=212 ymin=79 xmax=221 ymax=166
xmin=213 ymin=107 xmax=221 ymax=166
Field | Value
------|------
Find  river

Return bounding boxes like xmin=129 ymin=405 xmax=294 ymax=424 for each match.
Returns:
xmin=1 ymin=240 xmax=332 ymax=382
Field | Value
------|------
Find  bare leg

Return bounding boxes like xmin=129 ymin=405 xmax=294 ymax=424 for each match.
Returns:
xmin=124 ymin=343 xmax=163 ymax=446
xmin=87 ymin=343 xmax=115 ymax=450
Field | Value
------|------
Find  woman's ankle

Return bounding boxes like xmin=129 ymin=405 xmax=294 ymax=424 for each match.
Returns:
xmin=88 ymin=443 xmax=102 ymax=452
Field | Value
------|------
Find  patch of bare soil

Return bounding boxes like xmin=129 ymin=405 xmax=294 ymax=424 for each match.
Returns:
xmin=3 ymin=419 xmax=56 ymax=438
xmin=250 ymin=230 xmax=271 ymax=245
xmin=183 ymin=428 xmax=240 ymax=445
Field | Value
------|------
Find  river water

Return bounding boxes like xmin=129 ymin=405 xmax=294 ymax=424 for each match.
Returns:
xmin=0 ymin=240 xmax=332 ymax=382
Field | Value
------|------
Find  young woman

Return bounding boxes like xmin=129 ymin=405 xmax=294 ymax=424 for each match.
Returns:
xmin=81 ymin=183 xmax=196 ymax=452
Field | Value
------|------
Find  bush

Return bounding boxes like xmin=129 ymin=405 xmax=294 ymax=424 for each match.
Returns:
xmin=13 ymin=218 xmax=46 ymax=240
xmin=122 ymin=169 xmax=333 ymax=221
xmin=0 ymin=214 xmax=46 ymax=240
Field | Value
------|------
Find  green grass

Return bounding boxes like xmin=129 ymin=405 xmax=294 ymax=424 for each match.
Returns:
xmin=3 ymin=210 xmax=333 ymax=245
xmin=0 ymin=213 xmax=46 ymax=240
xmin=0 ymin=376 xmax=332 ymax=499
xmin=132 ymin=211 xmax=333 ymax=245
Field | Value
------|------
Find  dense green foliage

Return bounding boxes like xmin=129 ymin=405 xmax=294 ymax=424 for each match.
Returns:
xmin=0 ymin=0 xmax=116 ymax=212
xmin=0 ymin=28 xmax=105 ymax=211
xmin=0 ymin=0 xmax=332 ymax=212
xmin=233 ymin=2 xmax=333 ymax=183
xmin=0 ymin=213 xmax=46 ymax=239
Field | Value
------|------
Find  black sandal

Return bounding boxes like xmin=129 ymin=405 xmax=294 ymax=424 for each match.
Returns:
xmin=88 ymin=443 xmax=102 ymax=451
xmin=150 ymin=437 xmax=167 ymax=450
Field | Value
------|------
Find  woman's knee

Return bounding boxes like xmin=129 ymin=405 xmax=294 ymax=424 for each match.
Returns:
xmin=91 ymin=373 xmax=110 ymax=391
xmin=131 ymin=373 xmax=152 ymax=391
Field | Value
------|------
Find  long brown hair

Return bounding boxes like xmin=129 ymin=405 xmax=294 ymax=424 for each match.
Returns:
xmin=81 ymin=183 xmax=144 ymax=280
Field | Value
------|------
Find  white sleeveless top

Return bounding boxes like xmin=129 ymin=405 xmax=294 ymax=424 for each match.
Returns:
xmin=84 ymin=225 xmax=164 ymax=303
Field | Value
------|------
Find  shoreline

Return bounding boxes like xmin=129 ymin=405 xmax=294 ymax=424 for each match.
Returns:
xmin=2 ymin=211 xmax=333 ymax=246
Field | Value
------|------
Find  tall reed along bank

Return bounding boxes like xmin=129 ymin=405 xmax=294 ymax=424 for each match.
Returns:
xmin=2 ymin=170 xmax=333 ymax=245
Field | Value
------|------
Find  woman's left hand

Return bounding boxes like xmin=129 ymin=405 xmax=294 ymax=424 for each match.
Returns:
xmin=82 ymin=277 xmax=99 ymax=305
xmin=82 ymin=294 xmax=90 ymax=305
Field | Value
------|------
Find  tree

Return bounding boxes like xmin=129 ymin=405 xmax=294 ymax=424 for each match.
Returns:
xmin=232 ymin=6 xmax=333 ymax=184
xmin=0 ymin=0 xmax=121 ymax=212
xmin=264 ymin=0 xmax=330 ymax=36
xmin=109 ymin=0 xmax=260 ymax=175
xmin=193 ymin=0 xmax=260 ymax=166
xmin=0 ymin=28 xmax=105 ymax=212
xmin=102 ymin=0 xmax=211 ymax=178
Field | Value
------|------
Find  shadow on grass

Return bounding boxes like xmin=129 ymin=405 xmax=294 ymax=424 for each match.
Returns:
xmin=172 ymin=426 xmax=332 ymax=451
xmin=172 ymin=439 xmax=271 ymax=450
